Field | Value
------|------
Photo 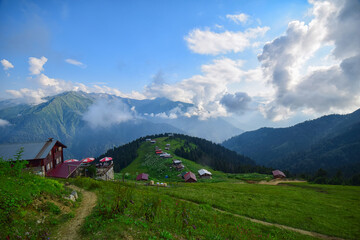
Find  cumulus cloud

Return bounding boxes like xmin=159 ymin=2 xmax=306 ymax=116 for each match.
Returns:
xmin=143 ymin=58 xmax=258 ymax=119
xmin=6 ymin=55 xmax=143 ymax=104
xmin=82 ymin=99 xmax=135 ymax=128
xmin=185 ymin=26 xmax=269 ymax=55
xmin=226 ymin=13 xmax=249 ymax=24
xmin=29 ymin=56 xmax=47 ymax=75
xmin=0 ymin=119 xmax=11 ymax=127
xmin=65 ymin=58 xmax=86 ymax=68
xmin=1 ymin=59 xmax=14 ymax=70
xmin=258 ymin=0 xmax=360 ymax=120
xmin=153 ymin=106 xmax=185 ymax=119
xmin=220 ymin=92 xmax=252 ymax=113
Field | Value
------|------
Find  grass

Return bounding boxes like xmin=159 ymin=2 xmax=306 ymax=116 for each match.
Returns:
xmin=158 ymin=181 xmax=360 ymax=239
xmin=0 ymin=169 xmax=78 ymax=239
xmin=67 ymin=177 xmax=317 ymax=240
xmin=120 ymin=137 xmax=230 ymax=182
xmin=227 ymin=173 xmax=273 ymax=182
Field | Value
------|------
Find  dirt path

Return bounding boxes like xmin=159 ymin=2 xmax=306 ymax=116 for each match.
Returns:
xmin=258 ymin=179 xmax=307 ymax=185
xmin=175 ymin=197 xmax=344 ymax=240
xmin=54 ymin=185 xmax=97 ymax=240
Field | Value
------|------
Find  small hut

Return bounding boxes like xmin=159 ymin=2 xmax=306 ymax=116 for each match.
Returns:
xmin=184 ymin=171 xmax=197 ymax=183
xmin=136 ymin=173 xmax=149 ymax=181
xmin=175 ymin=164 xmax=184 ymax=171
xmin=272 ymin=170 xmax=286 ymax=179
xmin=198 ymin=169 xmax=212 ymax=179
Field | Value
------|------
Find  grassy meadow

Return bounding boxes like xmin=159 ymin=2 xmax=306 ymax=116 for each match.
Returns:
xmin=68 ymin=177 xmax=318 ymax=240
xmin=159 ymin=182 xmax=360 ymax=239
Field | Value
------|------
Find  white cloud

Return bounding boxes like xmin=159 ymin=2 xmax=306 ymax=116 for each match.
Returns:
xmin=1 ymin=59 xmax=14 ymax=70
xmin=6 ymin=88 xmax=47 ymax=105
xmin=226 ymin=13 xmax=249 ymax=24
xmin=0 ymin=119 xmax=11 ymax=127
xmin=143 ymin=58 xmax=258 ymax=119
xmin=258 ymin=0 xmax=360 ymax=121
xmin=185 ymin=26 xmax=269 ymax=55
xmin=82 ymin=99 xmax=135 ymax=128
xmin=65 ymin=58 xmax=86 ymax=68
xmin=29 ymin=56 xmax=47 ymax=75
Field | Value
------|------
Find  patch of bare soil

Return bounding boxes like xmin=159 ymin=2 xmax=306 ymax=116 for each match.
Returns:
xmin=53 ymin=185 xmax=97 ymax=240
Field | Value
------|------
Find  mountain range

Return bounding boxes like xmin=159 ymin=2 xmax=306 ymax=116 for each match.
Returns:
xmin=0 ymin=91 xmax=242 ymax=158
xmin=223 ymin=108 xmax=360 ymax=176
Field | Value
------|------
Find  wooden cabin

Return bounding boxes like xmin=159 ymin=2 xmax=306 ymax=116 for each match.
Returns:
xmin=272 ymin=170 xmax=286 ymax=179
xmin=198 ymin=169 xmax=212 ymax=179
xmin=136 ymin=173 xmax=149 ymax=181
xmin=184 ymin=171 xmax=197 ymax=183
xmin=0 ymin=138 xmax=77 ymax=178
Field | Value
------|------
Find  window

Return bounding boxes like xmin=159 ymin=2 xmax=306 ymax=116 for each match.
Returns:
xmin=58 ymin=146 xmax=62 ymax=151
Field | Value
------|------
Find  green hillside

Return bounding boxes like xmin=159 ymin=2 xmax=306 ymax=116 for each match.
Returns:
xmin=120 ymin=136 xmax=229 ymax=182
xmin=98 ymin=133 xmax=271 ymax=182
xmin=0 ymin=157 xmax=79 ymax=239
xmin=223 ymin=108 xmax=360 ymax=176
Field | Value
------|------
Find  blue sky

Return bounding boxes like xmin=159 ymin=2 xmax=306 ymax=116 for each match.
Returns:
xmin=1 ymin=0 xmax=359 ymax=130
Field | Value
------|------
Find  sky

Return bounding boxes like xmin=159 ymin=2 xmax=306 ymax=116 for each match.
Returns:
xmin=1 ymin=0 xmax=359 ymax=130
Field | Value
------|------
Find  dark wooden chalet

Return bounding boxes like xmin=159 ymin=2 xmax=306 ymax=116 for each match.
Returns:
xmin=0 ymin=138 xmax=78 ymax=178
xmin=184 ymin=171 xmax=197 ymax=183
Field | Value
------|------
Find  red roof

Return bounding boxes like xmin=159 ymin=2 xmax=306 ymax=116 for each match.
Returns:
xmin=46 ymin=161 xmax=82 ymax=178
xmin=272 ymin=170 xmax=286 ymax=178
xmin=184 ymin=171 xmax=197 ymax=182
xmin=136 ymin=173 xmax=149 ymax=181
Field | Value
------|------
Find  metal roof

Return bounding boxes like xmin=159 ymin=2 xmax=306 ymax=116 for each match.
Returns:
xmin=0 ymin=139 xmax=65 ymax=161
xmin=198 ymin=169 xmax=212 ymax=176
xmin=272 ymin=170 xmax=286 ymax=177
xmin=136 ymin=173 xmax=149 ymax=181
xmin=184 ymin=171 xmax=197 ymax=182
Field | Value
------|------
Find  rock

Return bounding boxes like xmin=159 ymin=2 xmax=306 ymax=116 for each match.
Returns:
xmin=71 ymin=190 xmax=78 ymax=199
xmin=69 ymin=194 xmax=76 ymax=202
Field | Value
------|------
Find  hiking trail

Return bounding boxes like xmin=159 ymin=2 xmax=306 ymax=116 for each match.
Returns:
xmin=54 ymin=185 xmax=97 ymax=240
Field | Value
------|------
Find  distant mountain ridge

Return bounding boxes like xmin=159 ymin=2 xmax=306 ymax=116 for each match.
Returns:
xmin=223 ymin=108 xmax=360 ymax=176
xmin=0 ymin=91 xmax=243 ymax=158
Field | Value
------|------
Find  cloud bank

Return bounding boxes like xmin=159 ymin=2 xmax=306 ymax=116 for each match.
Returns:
xmin=185 ymin=26 xmax=269 ymax=55
xmin=82 ymin=99 xmax=135 ymax=128
xmin=258 ymin=0 xmax=360 ymax=120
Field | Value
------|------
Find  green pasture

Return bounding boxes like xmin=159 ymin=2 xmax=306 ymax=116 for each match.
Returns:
xmin=159 ymin=181 xmax=360 ymax=239
xmin=69 ymin=177 xmax=317 ymax=240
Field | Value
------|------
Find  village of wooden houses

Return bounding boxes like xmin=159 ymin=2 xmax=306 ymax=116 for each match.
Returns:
xmin=0 ymin=136 xmax=286 ymax=185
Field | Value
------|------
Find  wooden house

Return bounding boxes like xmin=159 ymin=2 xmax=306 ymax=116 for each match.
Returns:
xmin=0 ymin=138 xmax=79 ymax=178
xmin=136 ymin=173 xmax=149 ymax=181
xmin=272 ymin=170 xmax=286 ymax=179
xmin=198 ymin=169 xmax=212 ymax=179
xmin=160 ymin=153 xmax=171 ymax=158
xmin=184 ymin=171 xmax=197 ymax=183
